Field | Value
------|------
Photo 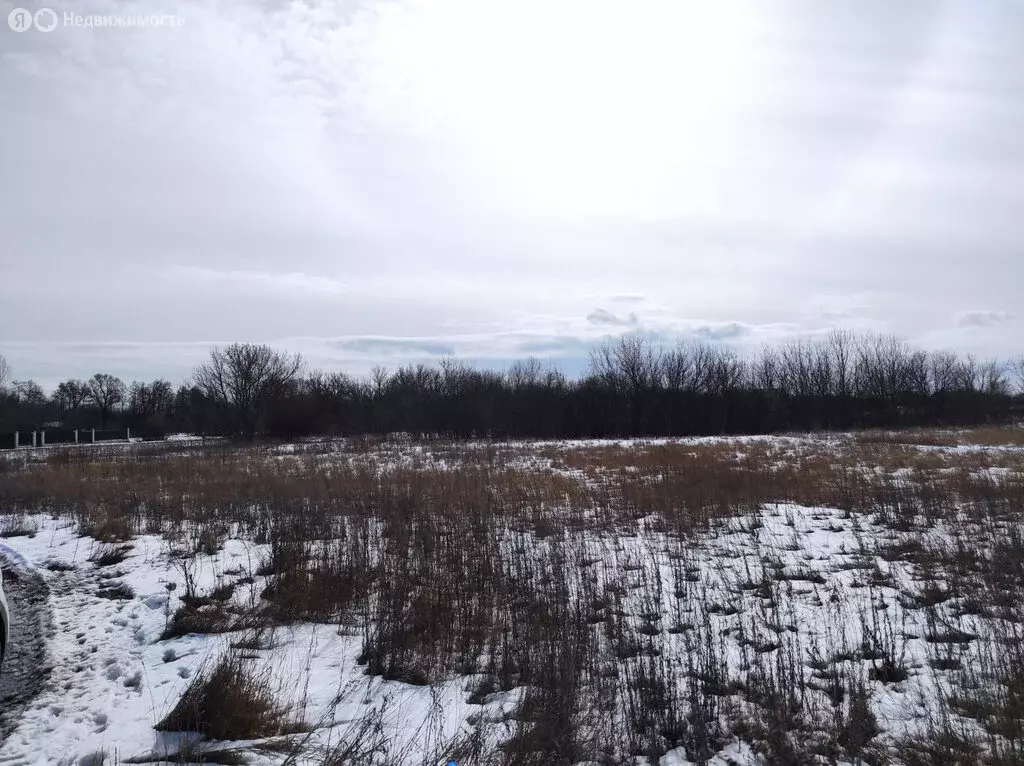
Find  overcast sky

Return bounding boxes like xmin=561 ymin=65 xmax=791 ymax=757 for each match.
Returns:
xmin=1 ymin=0 xmax=1022 ymax=387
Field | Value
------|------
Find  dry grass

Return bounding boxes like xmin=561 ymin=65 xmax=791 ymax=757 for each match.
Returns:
xmin=854 ymin=425 xmax=1024 ymax=448
xmin=155 ymin=652 xmax=301 ymax=741
xmin=3 ymin=429 xmax=1024 ymax=764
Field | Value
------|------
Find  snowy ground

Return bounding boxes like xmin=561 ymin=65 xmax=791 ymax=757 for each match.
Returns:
xmin=0 ymin=522 xmax=526 ymax=766
xmin=0 ymin=433 xmax=1021 ymax=764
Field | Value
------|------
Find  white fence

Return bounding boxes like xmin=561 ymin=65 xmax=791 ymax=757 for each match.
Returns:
xmin=1 ymin=428 xmax=133 ymax=450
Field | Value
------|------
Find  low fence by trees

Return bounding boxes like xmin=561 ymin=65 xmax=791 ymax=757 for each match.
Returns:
xmin=0 ymin=428 xmax=140 ymax=451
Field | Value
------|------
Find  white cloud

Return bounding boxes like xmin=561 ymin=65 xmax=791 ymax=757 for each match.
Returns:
xmin=2 ymin=0 xmax=1023 ymax=379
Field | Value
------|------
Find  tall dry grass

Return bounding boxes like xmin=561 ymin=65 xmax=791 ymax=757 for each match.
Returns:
xmin=2 ymin=432 xmax=1023 ymax=763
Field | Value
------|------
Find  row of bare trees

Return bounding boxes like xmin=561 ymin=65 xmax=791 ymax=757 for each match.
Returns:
xmin=0 ymin=363 xmax=182 ymax=432
xmin=592 ymin=331 xmax=1022 ymax=400
xmin=212 ymin=335 xmax=1024 ymax=438
xmin=2 ymin=335 xmax=1023 ymax=440
xmin=0 ymin=347 xmax=303 ymax=438
xmin=576 ymin=332 xmax=1024 ymax=436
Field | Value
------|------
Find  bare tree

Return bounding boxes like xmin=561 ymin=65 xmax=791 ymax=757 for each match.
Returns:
xmin=439 ymin=357 xmax=474 ymax=397
xmin=663 ymin=342 xmax=699 ymax=392
xmin=589 ymin=335 xmax=661 ymax=394
xmin=928 ymin=351 xmax=961 ymax=394
xmin=53 ymin=379 xmax=90 ymax=417
xmin=978 ymin=359 xmax=1010 ymax=396
xmin=308 ymin=370 xmax=357 ymax=402
xmin=589 ymin=335 xmax=662 ymax=432
xmin=751 ymin=345 xmax=781 ymax=391
xmin=1012 ymin=356 xmax=1024 ymax=396
xmin=809 ymin=341 xmax=835 ymax=397
xmin=705 ymin=347 xmax=745 ymax=395
xmin=369 ymin=366 xmax=389 ymax=398
xmin=961 ymin=354 xmax=981 ymax=392
xmin=13 ymin=379 xmax=47 ymax=408
xmin=87 ymin=373 xmax=126 ymax=428
xmin=0 ymin=354 xmax=10 ymax=393
xmin=194 ymin=343 xmax=303 ymax=438
xmin=906 ymin=349 xmax=930 ymax=397
xmin=854 ymin=333 xmax=917 ymax=400
xmin=507 ymin=357 xmax=545 ymax=391
xmin=127 ymin=379 xmax=175 ymax=421
xmin=826 ymin=329 xmax=855 ymax=399
xmin=779 ymin=339 xmax=814 ymax=398
xmin=688 ymin=343 xmax=718 ymax=394
xmin=4 ymin=378 xmax=48 ymax=429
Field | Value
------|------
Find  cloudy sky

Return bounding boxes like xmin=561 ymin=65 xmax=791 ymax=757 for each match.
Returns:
xmin=1 ymin=0 xmax=1022 ymax=387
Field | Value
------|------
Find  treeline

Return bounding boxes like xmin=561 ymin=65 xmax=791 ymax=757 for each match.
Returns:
xmin=1 ymin=331 xmax=1023 ymax=440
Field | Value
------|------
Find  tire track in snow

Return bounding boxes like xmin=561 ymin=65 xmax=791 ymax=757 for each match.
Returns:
xmin=0 ymin=544 xmax=51 ymax=747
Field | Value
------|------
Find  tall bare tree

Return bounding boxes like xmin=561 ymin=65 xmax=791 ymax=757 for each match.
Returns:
xmin=590 ymin=335 xmax=662 ymax=432
xmin=589 ymin=335 xmax=661 ymax=394
xmin=13 ymin=379 xmax=47 ymax=408
xmin=778 ymin=339 xmax=814 ymax=398
xmin=507 ymin=357 xmax=545 ymax=391
xmin=0 ymin=354 xmax=10 ymax=393
xmin=53 ymin=379 xmax=90 ymax=417
xmin=5 ymin=378 xmax=47 ymax=429
xmin=127 ymin=379 xmax=174 ymax=421
xmin=978 ymin=359 xmax=1010 ymax=396
xmin=87 ymin=373 xmax=126 ymax=428
xmin=928 ymin=351 xmax=961 ymax=394
xmin=194 ymin=343 xmax=303 ymax=438
xmin=1012 ymin=356 xmax=1024 ymax=396
xmin=663 ymin=342 xmax=702 ymax=392
xmin=751 ymin=345 xmax=782 ymax=391
xmin=826 ymin=329 xmax=855 ymax=399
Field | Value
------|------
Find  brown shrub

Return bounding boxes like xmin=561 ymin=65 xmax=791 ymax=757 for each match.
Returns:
xmin=156 ymin=652 xmax=298 ymax=741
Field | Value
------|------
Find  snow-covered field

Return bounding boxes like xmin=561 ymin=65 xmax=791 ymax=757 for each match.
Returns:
xmin=0 ymin=529 xmax=521 ymax=766
xmin=0 ymin=431 xmax=1022 ymax=765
